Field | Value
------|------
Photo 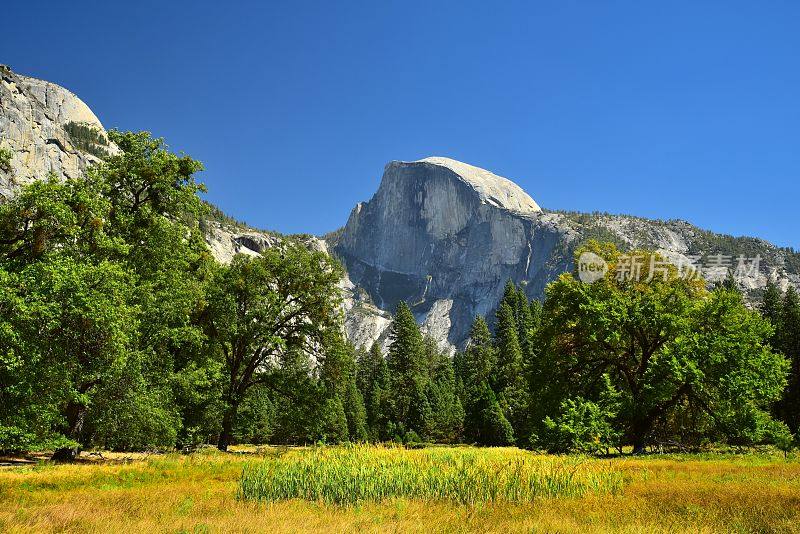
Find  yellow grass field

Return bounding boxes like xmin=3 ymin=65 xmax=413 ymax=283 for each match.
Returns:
xmin=2 ymin=446 xmax=800 ymax=533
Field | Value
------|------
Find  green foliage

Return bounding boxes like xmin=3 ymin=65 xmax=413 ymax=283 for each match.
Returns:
xmin=537 ymin=242 xmax=788 ymax=452
xmin=761 ymin=281 xmax=782 ymax=344
xmin=64 ymin=122 xmax=110 ymax=158
xmin=233 ymin=386 xmax=275 ymax=445
xmin=375 ymin=310 xmax=466 ymax=444
xmin=463 ymin=381 xmax=515 ymax=446
xmin=1 ymin=123 xmax=796 ymax=458
xmin=423 ymin=337 xmax=464 ymax=442
xmin=385 ymin=302 xmax=429 ymax=437
xmin=493 ymin=299 xmax=523 ymax=393
xmin=689 ymin=230 xmax=800 ymax=275
xmin=267 ymin=371 xmax=324 ymax=444
xmin=200 ymin=200 xmax=252 ymax=230
xmin=539 ymin=376 xmax=621 ymax=454
xmin=87 ymin=354 xmax=180 ymax=451
xmin=0 ymin=130 xmax=214 ymax=455
xmin=356 ymin=343 xmax=390 ymax=441
xmin=0 ymin=146 xmax=12 ymax=172
xmin=320 ymin=338 xmax=368 ymax=443
xmin=456 ymin=317 xmax=495 ymax=390
xmin=493 ymin=286 xmax=526 ymax=437
xmin=203 ymin=244 xmax=344 ymax=450
xmin=772 ymin=287 xmax=800 ymax=433
xmin=0 ymin=127 xmax=367 ymax=458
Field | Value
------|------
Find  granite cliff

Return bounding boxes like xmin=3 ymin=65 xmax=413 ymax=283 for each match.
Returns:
xmin=0 ymin=64 xmax=117 ymax=198
xmin=331 ymin=158 xmax=800 ymax=350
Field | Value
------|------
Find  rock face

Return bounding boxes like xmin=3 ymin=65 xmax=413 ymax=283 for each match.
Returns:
xmin=334 ymin=158 xmax=800 ymax=350
xmin=0 ymin=65 xmax=116 ymax=198
xmin=335 ymin=158 xmax=568 ymax=349
xmin=204 ymin=221 xmax=282 ymax=264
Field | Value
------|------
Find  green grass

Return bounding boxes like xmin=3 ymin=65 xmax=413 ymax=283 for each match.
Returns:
xmin=238 ymin=445 xmax=624 ymax=505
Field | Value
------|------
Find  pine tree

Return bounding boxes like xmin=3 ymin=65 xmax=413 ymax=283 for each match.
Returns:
xmin=458 ymin=316 xmax=513 ymax=445
xmin=464 ymin=381 xmax=515 ymax=446
xmin=515 ymin=287 xmax=534 ymax=361
xmin=319 ymin=339 xmax=368 ymax=443
xmin=386 ymin=302 xmax=428 ymax=438
xmin=457 ymin=317 xmax=496 ymax=390
xmin=776 ymin=287 xmax=800 ymax=432
xmin=529 ymin=298 xmax=543 ymax=330
xmin=524 ymin=296 xmax=554 ymax=439
xmin=526 ymin=297 xmax=544 ymax=373
xmin=493 ymin=299 xmax=526 ymax=438
xmin=316 ymin=396 xmax=349 ymax=444
xmin=493 ymin=301 xmax=524 ymax=393
xmin=408 ymin=380 xmax=433 ymax=440
xmin=761 ymin=280 xmax=783 ymax=346
xmin=356 ymin=342 xmax=390 ymax=441
xmin=502 ymin=280 xmax=518 ymax=308
xmin=424 ymin=337 xmax=464 ymax=442
xmin=342 ymin=379 xmax=369 ymax=442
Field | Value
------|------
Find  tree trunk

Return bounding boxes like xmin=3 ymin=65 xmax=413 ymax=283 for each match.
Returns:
xmin=217 ymin=403 xmax=239 ymax=452
xmin=52 ymin=402 xmax=86 ymax=461
xmin=630 ymin=417 xmax=651 ymax=455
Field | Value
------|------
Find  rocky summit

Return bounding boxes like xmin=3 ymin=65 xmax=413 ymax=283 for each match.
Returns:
xmin=2 ymin=67 xmax=799 ymax=352
xmin=0 ymin=65 xmax=117 ymax=198
xmin=333 ymin=157 xmax=565 ymax=350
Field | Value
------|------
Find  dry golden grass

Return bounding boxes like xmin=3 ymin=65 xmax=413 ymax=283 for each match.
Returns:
xmin=1 ymin=447 xmax=799 ymax=533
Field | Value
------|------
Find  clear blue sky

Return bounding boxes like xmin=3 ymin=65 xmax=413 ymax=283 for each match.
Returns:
xmin=3 ymin=1 xmax=798 ymax=247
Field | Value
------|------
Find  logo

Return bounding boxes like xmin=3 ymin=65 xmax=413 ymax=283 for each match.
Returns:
xmin=577 ymin=252 xmax=608 ymax=284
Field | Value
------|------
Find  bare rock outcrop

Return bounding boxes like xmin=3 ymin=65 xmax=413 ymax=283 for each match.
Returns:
xmin=335 ymin=157 xmax=567 ymax=348
xmin=0 ymin=65 xmax=117 ymax=198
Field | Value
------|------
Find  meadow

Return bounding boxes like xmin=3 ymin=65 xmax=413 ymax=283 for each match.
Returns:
xmin=1 ymin=446 xmax=800 ymax=533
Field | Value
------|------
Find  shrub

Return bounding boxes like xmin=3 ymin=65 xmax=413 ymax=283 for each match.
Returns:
xmin=541 ymin=398 xmax=620 ymax=454
xmin=0 ymin=146 xmax=12 ymax=172
xmin=538 ymin=375 xmax=621 ymax=454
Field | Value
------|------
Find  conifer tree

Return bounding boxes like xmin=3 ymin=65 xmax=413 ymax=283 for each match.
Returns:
xmin=458 ymin=317 xmax=513 ymax=445
xmin=529 ymin=298 xmax=543 ymax=330
xmin=502 ymin=280 xmax=518 ymax=307
xmin=319 ymin=340 xmax=368 ymax=442
xmin=342 ymin=379 xmax=369 ymax=442
xmin=356 ymin=342 xmax=390 ymax=441
xmin=456 ymin=317 xmax=495 ymax=390
xmin=423 ymin=337 xmax=464 ymax=442
xmin=464 ymin=382 xmax=515 ymax=446
xmin=493 ymin=301 xmax=523 ymax=392
xmin=386 ymin=302 xmax=428 ymax=438
xmin=526 ymin=297 xmax=544 ymax=376
xmin=761 ymin=280 xmax=783 ymax=346
xmin=493 ymin=301 xmax=526 ymax=436
xmin=775 ymin=287 xmax=800 ymax=432
xmin=515 ymin=287 xmax=534 ymax=360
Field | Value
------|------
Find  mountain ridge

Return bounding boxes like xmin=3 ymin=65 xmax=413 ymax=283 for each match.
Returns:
xmin=2 ymin=66 xmax=798 ymax=351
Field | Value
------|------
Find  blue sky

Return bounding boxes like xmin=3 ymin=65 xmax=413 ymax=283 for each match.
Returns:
xmin=3 ymin=1 xmax=799 ymax=247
